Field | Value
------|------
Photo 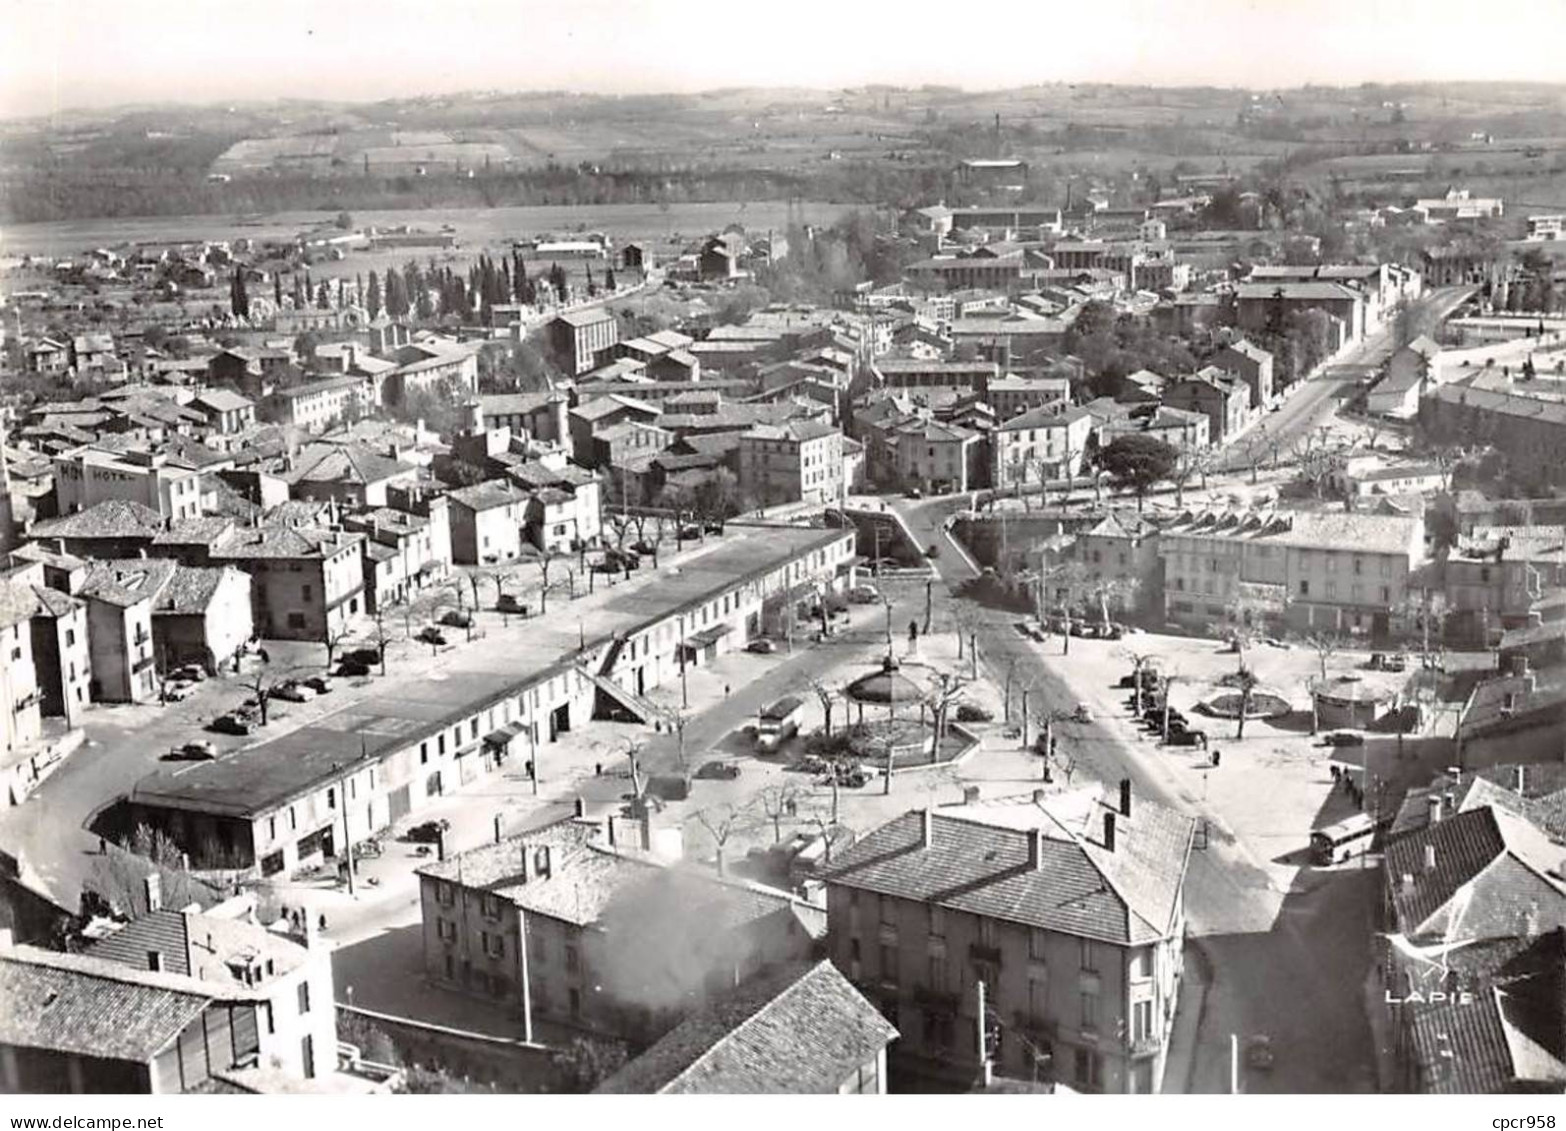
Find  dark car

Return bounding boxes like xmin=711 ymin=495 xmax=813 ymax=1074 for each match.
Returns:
xmin=415 ymin=627 xmax=448 ymax=647
xmin=169 ymin=664 xmax=206 ymax=683
xmin=172 ymin=740 xmax=216 ymax=760
xmin=631 ymin=541 xmax=657 ymax=556
xmin=955 ymin=703 xmax=993 ymax=723
xmin=439 ymin=609 xmax=474 ymax=629
xmin=497 ymin=593 xmax=529 ymax=615
xmin=344 ymin=647 xmax=380 ymax=666
xmin=679 ymin=525 xmax=701 ymax=540
xmin=1167 ymin=728 xmax=1209 ymax=748
xmin=304 ymin=675 xmax=336 ymax=694
xmin=696 ymin=760 xmax=742 ymax=780
xmin=337 ymin=658 xmax=373 ymax=677
xmin=1324 ymin=731 xmax=1365 ymax=747
xmin=406 ymin=819 xmax=451 ymax=844
xmin=208 ymin=714 xmax=253 ymax=736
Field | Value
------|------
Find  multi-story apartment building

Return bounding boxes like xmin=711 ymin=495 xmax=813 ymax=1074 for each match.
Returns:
xmin=1443 ymin=526 xmax=1566 ymax=646
xmin=1419 ymin=385 xmax=1566 ymax=492
xmin=210 ymin=523 xmax=365 ymax=643
xmin=341 ymin=505 xmax=447 ymax=613
xmin=1163 ymin=369 xmax=1251 ymax=444
xmin=447 ymin=480 xmax=531 ymax=566
xmin=263 ymin=376 xmax=371 ymax=433
xmin=738 ymin=420 xmax=845 ymax=506
xmin=992 ymin=405 xmax=1093 ymax=488
xmin=415 ymin=820 xmax=819 ymax=1044
xmin=24 ymin=584 xmax=91 ymax=726
xmin=822 ymin=787 xmax=1195 ymax=1093
xmin=1211 ymin=340 xmax=1275 ymax=409
xmin=889 ymin=418 xmax=982 ymax=495
xmin=548 ymin=309 xmax=620 ymax=376
xmin=1157 ymin=509 xmax=1426 ymax=640
xmin=53 ymin=447 xmax=203 ymax=521
xmin=151 ymin=565 xmax=254 ymax=673
xmin=1056 ymin=513 xmax=1162 ymax=617
xmin=384 ymin=339 xmax=481 ymax=407
xmin=190 ymin=389 xmax=257 ymax=435
xmin=80 ymin=559 xmax=170 ymax=703
xmin=985 ymin=375 xmax=1071 ymax=422
xmin=871 ymin=360 xmax=998 ymax=395
xmin=0 ymin=584 xmax=43 ymax=762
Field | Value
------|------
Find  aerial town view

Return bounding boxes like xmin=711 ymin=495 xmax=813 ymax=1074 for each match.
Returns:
xmin=3 ymin=0 xmax=1566 ymax=1111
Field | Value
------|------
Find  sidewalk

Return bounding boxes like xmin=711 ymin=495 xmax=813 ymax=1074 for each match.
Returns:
xmin=1162 ymin=938 xmax=1214 ymax=1093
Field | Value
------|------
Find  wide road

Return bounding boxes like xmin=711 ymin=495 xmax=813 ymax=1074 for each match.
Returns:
xmin=1211 ymin=284 xmax=1477 ymax=473
xmin=892 ymin=497 xmax=1378 ymax=1093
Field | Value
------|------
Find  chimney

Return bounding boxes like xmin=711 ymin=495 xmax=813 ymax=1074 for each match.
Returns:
xmin=1103 ymin=811 xmax=1116 ymax=853
xmin=1516 ymin=765 xmax=1526 ymax=795
xmin=1032 ymin=789 xmax=1047 ymax=805
xmin=435 ymin=829 xmax=446 ymax=862
xmin=606 ymin=816 xmax=617 ymax=848
xmin=147 ymin=950 xmax=164 ymax=973
xmin=640 ymin=813 xmax=652 ymax=852
xmin=921 ymin=808 xmax=933 ymax=848
xmin=963 ymin=785 xmax=981 ymax=805
xmin=574 ymin=796 xmax=586 ymax=819
xmin=535 ymin=846 xmax=552 ymax=880
xmin=1119 ymin=778 xmax=1132 ymax=818
xmin=1443 ymin=791 xmax=1455 ymax=815
xmin=1428 ymin=795 xmax=1443 ymax=826
xmin=1425 ymin=844 xmax=1438 ymax=873
xmin=144 ymin=873 xmax=162 ymax=913
xmin=493 ymin=814 xmax=503 ymax=845
xmin=1028 ymin=828 xmax=1045 ymax=871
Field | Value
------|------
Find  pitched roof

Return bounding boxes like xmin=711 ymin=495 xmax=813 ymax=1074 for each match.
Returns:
xmin=30 ymin=499 xmax=166 ymax=541
xmin=595 ymin=961 xmax=896 ymax=1094
xmin=193 ymin=389 xmax=254 ymax=413
xmin=154 ymin=565 xmax=241 ymax=616
xmin=447 ymin=479 xmax=531 ymax=513
xmin=0 ymin=582 xmax=42 ymax=630
xmin=996 ymin=404 xmax=1090 ymax=432
xmin=286 ymin=442 xmax=412 ymax=487
xmin=80 ymin=558 xmax=177 ymax=608
xmin=0 ymin=947 xmax=211 ymax=1063
xmin=822 ymin=789 xmax=1195 ymax=945
xmin=211 ymin=523 xmax=361 ymax=562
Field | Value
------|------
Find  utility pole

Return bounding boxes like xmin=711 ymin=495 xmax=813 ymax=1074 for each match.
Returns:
xmin=332 ymin=761 xmax=356 ymax=897
xmin=976 ymin=978 xmax=992 ymax=1088
xmin=518 ymin=907 xmax=534 ymax=1045
xmin=1230 ymin=1033 xmax=1240 ymax=1094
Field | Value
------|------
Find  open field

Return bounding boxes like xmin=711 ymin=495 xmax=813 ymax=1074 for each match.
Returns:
xmin=0 ymin=200 xmax=854 ymax=260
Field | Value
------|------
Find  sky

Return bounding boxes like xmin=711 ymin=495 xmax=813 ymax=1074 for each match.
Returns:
xmin=3 ymin=0 xmax=1566 ymax=120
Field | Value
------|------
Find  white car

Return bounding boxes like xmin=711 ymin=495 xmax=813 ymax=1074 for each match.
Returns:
xmin=273 ymin=682 xmax=316 ymax=703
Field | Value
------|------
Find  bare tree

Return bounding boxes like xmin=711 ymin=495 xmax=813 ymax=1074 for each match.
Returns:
xmin=1304 ymin=631 xmax=1343 ymax=682
xmin=370 ymin=611 xmax=395 ymax=675
xmin=1159 ymin=671 xmax=1188 ymax=743
xmin=323 ymin=621 xmax=353 ymax=671
xmin=1232 ymin=667 xmax=1260 ymax=740
xmin=525 ymin=546 xmax=557 ymax=614
xmin=927 ymin=672 xmax=966 ymax=746
xmin=606 ymin=512 xmax=633 ymax=554
xmin=242 ymin=665 xmax=302 ymax=727
xmin=756 ymin=782 xmax=802 ymax=844
xmin=808 ymin=679 xmax=840 ymax=736
xmin=1118 ymin=647 xmax=1159 ymax=715
xmin=692 ymin=799 xmax=757 ymax=875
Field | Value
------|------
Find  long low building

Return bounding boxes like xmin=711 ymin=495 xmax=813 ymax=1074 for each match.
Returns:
xmin=122 ymin=526 xmax=857 ymax=877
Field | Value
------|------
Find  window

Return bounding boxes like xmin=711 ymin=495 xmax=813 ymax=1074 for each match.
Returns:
xmin=437 ymin=918 xmax=456 ymax=943
xmin=327 ymin=787 xmax=336 ymax=810
xmin=1080 ymin=990 xmax=1099 ymax=1030
xmin=65 ymin=628 xmax=75 ymax=647
xmin=1353 ymin=557 xmax=1363 ymax=576
xmin=484 ymin=932 xmax=505 ymax=959
xmin=1381 ymin=586 xmax=1390 ymax=602
xmin=301 ymin=1034 xmax=315 ymax=1080
xmin=1028 ymin=977 xmax=1047 ymax=1022
xmin=977 ymin=917 xmax=995 ymax=948
xmin=849 ymin=937 xmax=861 ymax=962
xmin=565 ymin=945 xmax=580 ymax=974
xmin=929 ymin=905 xmax=945 ymax=937
xmin=880 ymin=944 xmax=899 ymax=985
xmin=927 ymin=954 xmax=948 ymax=991
xmin=1029 ymin=928 xmax=1048 ymax=962
xmin=1129 ymin=949 xmax=1150 ymax=980
xmin=1080 ymin=939 xmax=1097 ymax=972
xmin=302 ymin=583 xmax=313 ymax=601
xmin=420 ymin=742 xmax=429 ymax=765
xmin=1074 ymin=1048 xmax=1102 ymax=1090
xmin=1325 ymin=581 xmax=1337 ymax=599
xmin=297 ymin=981 xmax=311 ymax=1015
xmin=1133 ymin=999 xmax=1154 ymax=1043
xmin=1299 ymin=580 xmax=1310 ymax=597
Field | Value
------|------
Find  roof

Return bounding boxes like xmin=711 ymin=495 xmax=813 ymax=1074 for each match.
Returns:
xmin=284 ymin=443 xmax=413 ymax=488
xmin=80 ymin=558 xmax=177 ymax=608
xmin=211 ymin=523 xmax=361 ymax=563
xmin=1234 ymin=282 xmax=1363 ymax=302
xmin=31 ymin=499 xmax=166 ymax=541
xmin=193 ymin=389 xmax=254 ymax=413
xmin=822 ymin=788 xmax=1196 ymax=946
xmin=595 ymin=960 xmax=896 ymax=1094
xmin=0 ymin=582 xmax=42 ymax=630
xmin=1408 ymin=990 xmax=1517 ymax=1093
xmin=154 ymin=565 xmax=240 ymax=617
xmin=88 ymin=908 xmax=309 ymax=988
xmin=0 ymin=946 xmax=211 ymax=1063
xmin=446 ymin=479 xmax=531 ymax=513
xmin=996 ymin=404 xmax=1090 ymax=432
xmin=554 ymin=308 xmax=616 ymax=328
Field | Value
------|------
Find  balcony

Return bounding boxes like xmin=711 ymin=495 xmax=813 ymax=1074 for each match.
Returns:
xmin=1129 ymin=1032 xmax=1164 ymax=1059
xmin=969 ymin=942 xmax=1003 ymax=966
xmin=913 ymin=984 xmax=960 ymax=1012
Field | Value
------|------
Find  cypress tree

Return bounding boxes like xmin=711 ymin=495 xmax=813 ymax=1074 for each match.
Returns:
xmin=366 ymin=270 xmax=382 ymax=319
xmin=273 ymin=272 xmax=283 ymax=308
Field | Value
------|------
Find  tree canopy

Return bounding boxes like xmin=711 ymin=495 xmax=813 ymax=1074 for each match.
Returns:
xmin=1097 ymin=434 xmax=1178 ymax=511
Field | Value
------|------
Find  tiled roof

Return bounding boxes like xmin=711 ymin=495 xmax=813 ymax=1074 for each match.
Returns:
xmin=286 ymin=442 xmax=412 ymax=487
xmin=31 ymin=500 xmax=166 ymax=541
xmin=822 ymin=790 xmax=1195 ymax=946
xmin=447 ymin=479 xmax=530 ymax=513
xmin=1408 ymin=990 xmax=1515 ymax=1093
xmin=152 ymin=515 xmax=237 ymax=547
xmin=81 ymin=558 xmax=177 ymax=608
xmin=996 ymin=404 xmax=1089 ymax=432
xmin=0 ymin=947 xmax=211 ymax=1063
xmin=212 ymin=523 xmax=361 ymax=562
xmin=89 ymin=909 xmax=309 ymax=988
xmin=0 ymin=581 xmax=42 ymax=630
xmin=194 ymin=389 xmax=254 ymax=413
xmin=595 ymin=961 xmax=896 ymax=1094
xmin=154 ymin=565 xmax=240 ymax=616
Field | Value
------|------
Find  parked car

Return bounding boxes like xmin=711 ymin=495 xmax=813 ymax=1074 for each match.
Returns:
xmin=696 ymin=760 xmax=742 ymax=780
xmin=273 ymin=681 xmax=315 ymax=703
xmin=337 ymin=659 xmax=373 ymax=677
xmin=679 ymin=525 xmax=701 ymax=540
xmin=162 ymin=682 xmax=193 ymax=703
xmin=924 ymin=543 xmax=941 ymax=559
xmin=904 ymin=486 xmax=923 ymax=499
xmin=303 ymin=675 xmax=336 ymax=694
xmin=702 ymin=521 xmax=723 ymax=535
xmin=439 ymin=609 xmax=474 ymax=629
xmin=1367 ymin=652 xmax=1408 ymax=672
xmin=1166 ymin=728 xmax=1208 ymax=748
xmin=848 ymin=585 xmax=881 ymax=605
xmin=1324 ymin=731 xmax=1365 ymax=747
xmin=497 ymin=593 xmax=530 ymax=615
xmin=631 ymin=541 xmax=657 ymax=556
xmin=955 ymin=703 xmax=993 ymax=723
xmin=208 ymin=714 xmax=252 ymax=736
xmin=1072 ymin=704 xmax=1094 ymax=723
xmin=746 ymin=638 xmax=777 ymax=654
xmin=416 ymin=627 xmax=448 ymax=647
xmin=406 ymin=819 xmax=450 ymax=844
xmin=169 ymin=664 xmax=206 ymax=683
xmin=172 ymin=740 xmax=216 ymax=760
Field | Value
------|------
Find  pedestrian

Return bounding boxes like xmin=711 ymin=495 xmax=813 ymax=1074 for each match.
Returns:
xmin=724 ymin=684 xmax=731 ymax=699
xmin=1211 ymin=749 xmax=1222 ymax=768
xmin=259 ymin=647 xmax=271 ymax=665
xmin=318 ymin=914 xmax=328 ymax=933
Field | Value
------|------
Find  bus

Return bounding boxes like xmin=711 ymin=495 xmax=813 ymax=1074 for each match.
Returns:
xmin=756 ymin=696 xmax=805 ymax=753
xmin=1310 ymin=813 xmax=1380 ymax=865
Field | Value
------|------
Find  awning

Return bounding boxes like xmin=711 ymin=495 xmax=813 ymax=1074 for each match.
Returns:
xmin=484 ymin=721 xmax=529 ymax=748
xmin=684 ymin=624 xmax=731 ymax=648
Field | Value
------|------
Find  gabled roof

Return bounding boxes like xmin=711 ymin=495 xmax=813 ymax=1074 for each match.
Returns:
xmin=285 ymin=442 xmax=413 ymax=488
xmin=31 ymin=499 xmax=166 ymax=541
xmin=822 ymin=789 xmax=1195 ymax=946
xmin=446 ymin=479 xmax=531 ymax=513
xmin=80 ymin=558 xmax=177 ymax=608
xmin=154 ymin=565 xmax=242 ymax=617
xmin=595 ymin=960 xmax=896 ymax=1094
xmin=996 ymin=404 xmax=1089 ymax=432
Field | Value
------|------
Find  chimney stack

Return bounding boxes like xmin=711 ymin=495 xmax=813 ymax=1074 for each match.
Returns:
xmin=144 ymin=873 xmax=162 ymax=913
xmin=1032 ymin=790 xmax=1047 ymax=805
xmin=1425 ymin=844 xmax=1438 ymax=873
xmin=574 ymin=796 xmax=586 ymax=819
xmin=1517 ymin=765 xmax=1526 ymax=795
xmin=1443 ymin=791 xmax=1455 ymax=815
xmin=535 ymin=846 xmax=552 ymax=880
xmin=963 ymin=785 xmax=981 ymax=805
xmin=921 ymin=808 xmax=933 ymax=848
xmin=435 ymin=830 xmax=447 ymax=862
xmin=1103 ymin=812 xmax=1117 ymax=853
xmin=1428 ymin=796 xmax=1442 ymax=825
xmin=519 ymin=844 xmax=531 ymax=882
xmin=493 ymin=814 xmax=503 ymax=845
xmin=147 ymin=950 xmax=163 ymax=973
xmin=1028 ymin=828 xmax=1045 ymax=871
xmin=1119 ymin=778 xmax=1132 ymax=818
